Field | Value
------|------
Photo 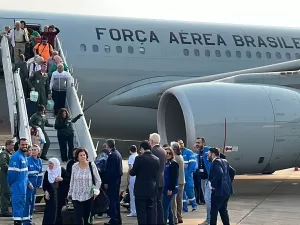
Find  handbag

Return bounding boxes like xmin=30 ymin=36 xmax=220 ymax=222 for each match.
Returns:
xmin=88 ymin=162 xmax=110 ymax=215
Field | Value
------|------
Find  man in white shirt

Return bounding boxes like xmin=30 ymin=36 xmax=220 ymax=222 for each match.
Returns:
xmin=9 ymin=21 xmax=29 ymax=62
xmin=29 ymin=56 xmax=44 ymax=77
xmin=127 ymin=145 xmax=138 ymax=217
xmin=50 ymin=63 xmax=74 ymax=115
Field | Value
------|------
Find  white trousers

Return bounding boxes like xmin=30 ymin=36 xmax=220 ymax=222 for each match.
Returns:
xmin=128 ymin=179 xmax=136 ymax=215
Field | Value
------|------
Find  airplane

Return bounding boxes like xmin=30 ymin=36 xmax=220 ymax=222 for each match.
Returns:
xmin=1 ymin=9 xmax=300 ymax=174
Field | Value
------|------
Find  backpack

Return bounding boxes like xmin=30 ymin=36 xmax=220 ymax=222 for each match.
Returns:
xmin=95 ymin=150 xmax=109 ymax=172
xmin=36 ymin=43 xmax=52 ymax=56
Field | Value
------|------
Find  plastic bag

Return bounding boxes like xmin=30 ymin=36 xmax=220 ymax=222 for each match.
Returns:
xmin=36 ymin=127 xmax=46 ymax=144
xmin=47 ymin=99 xmax=54 ymax=111
xmin=30 ymin=91 xmax=39 ymax=102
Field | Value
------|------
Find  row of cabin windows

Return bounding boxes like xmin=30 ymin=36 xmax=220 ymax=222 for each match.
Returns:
xmin=80 ymin=44 xmax=300 ymax=60
xmin=80 ymin=44 xmax=145 ymax=54
xmin=184 ymin=49 xmax=300 ymax=60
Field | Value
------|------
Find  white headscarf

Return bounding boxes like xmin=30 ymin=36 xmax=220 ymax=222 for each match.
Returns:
xmin=47 ymin=158 xmax=61 ymax=184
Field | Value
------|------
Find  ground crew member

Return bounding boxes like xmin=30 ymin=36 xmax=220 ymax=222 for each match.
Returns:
xmin=23 ymin=144 xmax=43 ymax=225
xmin=178 ymin=140 xmax=197 ymax=212
xmin=0 ymin=139 xmax=15 ymax=217
xmin=195 ymin=137 xmax=227 ymax=225
xmin=195 ymin=137 xmax=212 ymax=225
xmin=29 ymin=105 xmax=53 ymax=161
xmin=7 ymin=138 xmax=29 ymax=225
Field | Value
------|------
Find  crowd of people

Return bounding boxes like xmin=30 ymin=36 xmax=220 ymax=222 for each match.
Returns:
xmin=1 ymin=20 xmax=78 ymax=162
xmin=0 ymin=132 xmax=235 ymax=225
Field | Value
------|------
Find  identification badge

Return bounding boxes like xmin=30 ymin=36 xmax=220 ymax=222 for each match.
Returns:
xmin=199 ymin=169 xmax=204 ymax=172
xmin=36 ymin=80 xmax=40 ymax=83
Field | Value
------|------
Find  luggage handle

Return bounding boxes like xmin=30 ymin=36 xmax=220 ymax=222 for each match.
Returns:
xmin=65 ymin=198 xmax=72 ymax=211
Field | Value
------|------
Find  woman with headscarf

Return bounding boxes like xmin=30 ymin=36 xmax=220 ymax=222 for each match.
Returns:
xmin=42 ymin=158 xmax=69 ymax=225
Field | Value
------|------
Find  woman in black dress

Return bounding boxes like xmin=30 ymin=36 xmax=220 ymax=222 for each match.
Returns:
xmin=42 ymin=158 xmax=69 ymax=225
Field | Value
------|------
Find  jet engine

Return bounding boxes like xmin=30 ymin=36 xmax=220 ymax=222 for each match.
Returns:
xmin=157 ymin=82 xmax=300 ymax=174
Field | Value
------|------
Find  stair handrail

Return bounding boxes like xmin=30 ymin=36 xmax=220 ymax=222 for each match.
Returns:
xmin=54 ymin=38 xmax=97 ymax=160
xmin=13 ymin=68 xmax=31 ymax=143
xmin=0 ymin=36 xmax=18 ymax=138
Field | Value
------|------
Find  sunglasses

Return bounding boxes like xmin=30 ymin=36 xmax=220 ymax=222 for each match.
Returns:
xmin=166 ymin=152 xmax=172 ymax=155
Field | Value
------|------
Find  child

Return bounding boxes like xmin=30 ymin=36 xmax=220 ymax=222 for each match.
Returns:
xmin=23 ymin=144 xmax=43 ymax=225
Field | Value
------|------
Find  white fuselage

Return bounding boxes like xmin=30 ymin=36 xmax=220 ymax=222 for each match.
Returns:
xmin=1 ymin=10 xmax=300 ymax=140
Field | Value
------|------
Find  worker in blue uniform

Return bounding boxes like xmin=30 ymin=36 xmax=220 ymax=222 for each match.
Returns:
xmin=23 ymin=144 xmax=43 ymax=225
xmin=178 ymin=140 xmax=197 ymax=212
xmin=195 ymin=137 xmax=227 ymax=225
xmin=7 ymin=138 xmax=29 ymax=225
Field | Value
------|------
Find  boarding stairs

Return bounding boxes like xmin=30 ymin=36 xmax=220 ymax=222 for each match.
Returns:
xmin=0 ymin=35 xmax=99 ymax=208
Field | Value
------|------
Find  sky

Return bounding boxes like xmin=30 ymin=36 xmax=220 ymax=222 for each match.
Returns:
xmin=2 ymin=0 xmax=300 ymax=28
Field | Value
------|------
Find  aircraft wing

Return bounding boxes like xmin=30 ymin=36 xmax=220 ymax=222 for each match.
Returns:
xmin=108 ymin=58 xmax=300 ymax=109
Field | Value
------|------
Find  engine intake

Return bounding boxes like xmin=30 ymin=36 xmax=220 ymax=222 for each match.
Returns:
xmin=157 ymin=82 xmax=300 ymax=174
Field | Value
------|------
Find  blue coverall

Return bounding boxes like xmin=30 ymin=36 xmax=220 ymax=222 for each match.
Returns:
xmin=182 ymin=148 xmax=197 ymax=212
xmin=23 ymin=156 xmax=43 ymax=225
xmin=7 ymin=150 xmax=29 ymax=223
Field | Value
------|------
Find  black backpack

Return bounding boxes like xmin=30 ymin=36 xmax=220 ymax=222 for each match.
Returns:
xmin=36 ymin=43 xmax=52 ymax=56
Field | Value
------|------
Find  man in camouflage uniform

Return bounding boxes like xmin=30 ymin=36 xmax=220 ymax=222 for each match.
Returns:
xmin=29 ymin=105 xmax=53 ymax=161
xmin=0 ymin=139 xmax=15 ymax=217
xmin=28 ymin=62 xmax=51 ymax=107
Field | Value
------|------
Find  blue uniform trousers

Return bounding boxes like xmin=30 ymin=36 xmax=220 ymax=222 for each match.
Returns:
xmin=11 ymin=184 xmax=26 ymax=221
xmin=183 ymin=183 xmax=197 ymax=212
xmin=23 ymin=187 xmax=36 ymax=225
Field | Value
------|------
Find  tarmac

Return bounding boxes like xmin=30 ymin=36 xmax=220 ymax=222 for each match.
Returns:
xmin=0 ymin=162 xmax=300 ymax=225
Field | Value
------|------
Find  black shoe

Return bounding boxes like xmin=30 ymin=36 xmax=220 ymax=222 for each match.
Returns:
xmin=40 ymin=156 xmax=48 ymax=161
xmin=14 ymin=221 xmax=22 ymax=225
xmin=0 ymin=212 xmax=12 ymax=217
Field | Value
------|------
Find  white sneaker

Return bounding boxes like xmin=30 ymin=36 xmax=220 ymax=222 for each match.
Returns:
xmin=127 ymin=214 xmax=137 ymax=217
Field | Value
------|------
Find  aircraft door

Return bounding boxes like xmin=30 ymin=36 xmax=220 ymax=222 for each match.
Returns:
xmin=0 ymin=18 xmax=15 ymax=32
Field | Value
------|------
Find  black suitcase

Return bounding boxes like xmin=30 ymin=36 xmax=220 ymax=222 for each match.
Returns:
xmin=61 ymin=199 xmax=75 ymax=225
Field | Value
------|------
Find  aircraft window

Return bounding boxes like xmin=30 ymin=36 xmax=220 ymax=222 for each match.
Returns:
xmin=296 ymin=53 xmax=300 ymax=59
xmin=194 ymin=49 xmax=200 ymax=56
xmin=285 ymin=52 xmax=291 ymax=60
xmin=128 ymin=46 xmax=134 ymax=54
xmin=205 ymin=49 xmax=210 ymax=57
xmin=183 ymin=49 xmax=189 ymax=56
xmin=215 ymin=50 xmax=221 ymax=57
xmin=246 ymin=51 xmax=251 ymax=58
xmin=256 ymin=51 xmax=261 ymax=58
xmin=80 ymin=44 xmax=86 ymax=52
xmin=92 ymin=45 xmax=99 ymax=52
xmin=225 ymin=50 xmax=231 ymax=57
xmin=139 ymin=47 xmax=145 ymax=54
xmin=266 ymin=52 xmax=271 ymax=59
xmin=116 ymin=46 xmax=122 ymax=53
xmin=236 ymin=51 xmax=241 ymax=58
xmin=104 ymin=45 xmax=111 ymax=53
xmin=276 ymin=52 xmax=281 ymax=59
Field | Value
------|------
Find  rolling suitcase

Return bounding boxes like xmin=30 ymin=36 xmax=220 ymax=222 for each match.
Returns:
xmin=61 ymin=199 xmax=75 ymax=224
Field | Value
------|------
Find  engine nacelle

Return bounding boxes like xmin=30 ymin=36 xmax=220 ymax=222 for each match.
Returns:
xmin=157 ymin=82 xmax=300 ymax=174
